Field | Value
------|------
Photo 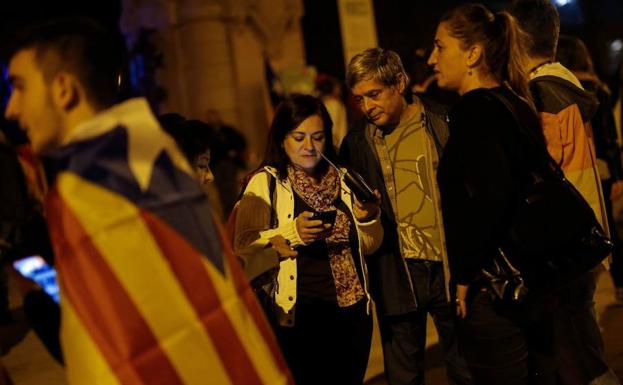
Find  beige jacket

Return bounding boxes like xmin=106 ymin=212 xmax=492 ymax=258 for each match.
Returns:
xmin=234 ymin=166 xmax=384 ymax=325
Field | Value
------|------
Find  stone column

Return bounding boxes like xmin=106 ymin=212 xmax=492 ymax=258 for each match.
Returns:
xmin=120 ymin=0 xmax=305 ymax=165
xmin=223 ymin=0 xmax=305 ymax=159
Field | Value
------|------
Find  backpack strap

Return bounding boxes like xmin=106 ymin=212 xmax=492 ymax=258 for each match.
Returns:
xmin=483 ymin=88 xmax=563 ymax=179
xmin=226 ymin=170 xmax=278 ymax=248
xmin=267 ymin=173 xmax=277 ymax=227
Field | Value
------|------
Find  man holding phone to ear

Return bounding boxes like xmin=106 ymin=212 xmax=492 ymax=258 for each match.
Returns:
xmin=340 ymin=48 xmax=471 ymax=385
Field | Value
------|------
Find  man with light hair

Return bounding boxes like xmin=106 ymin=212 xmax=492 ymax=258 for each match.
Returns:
xmin=340 ymin=48 xmax=470 ymax=385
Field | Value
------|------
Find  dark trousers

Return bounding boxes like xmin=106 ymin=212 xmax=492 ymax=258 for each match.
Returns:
xmin=459 ymin=289 xmax=556 ymax=385
xmin=273 ymin=299 xmax=372 ymax=385
xmin=554 ymin=271 xmax=613 ymax=385
xmin=379 ymin=260 xmax=471 ymax=385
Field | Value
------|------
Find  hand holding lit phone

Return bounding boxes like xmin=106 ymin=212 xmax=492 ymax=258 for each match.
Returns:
xmin=12 ymin=256 xmax=60 ymax=303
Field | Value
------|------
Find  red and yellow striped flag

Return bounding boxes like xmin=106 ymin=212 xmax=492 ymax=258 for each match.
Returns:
xmin=15 ymin=143 xmax=47 ymax=204
xmin=45 ymin=98 xmax=292 ymax=385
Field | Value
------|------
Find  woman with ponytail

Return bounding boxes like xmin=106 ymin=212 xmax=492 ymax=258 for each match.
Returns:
xmin=428 ymin=3 xmax=556 ymax=384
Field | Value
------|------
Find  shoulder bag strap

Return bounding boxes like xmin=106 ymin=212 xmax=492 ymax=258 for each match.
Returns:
xmin=484 ymin=88 xmax=564 ymax=180
xmin=268 ymin=173 xmax=277 ymax=228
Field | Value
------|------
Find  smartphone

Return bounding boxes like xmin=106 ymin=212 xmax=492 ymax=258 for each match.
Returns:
xmin=308 ymin=210 xmax=337 ymax=226
xmin=13 ymin=256 xmax=60 ymax=303
xmin=343 ymin=170 xmax=378 ymax=204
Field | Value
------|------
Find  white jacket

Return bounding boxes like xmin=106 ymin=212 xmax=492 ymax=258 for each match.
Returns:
xmin=234 ymin=166 xmax=383 ymax=325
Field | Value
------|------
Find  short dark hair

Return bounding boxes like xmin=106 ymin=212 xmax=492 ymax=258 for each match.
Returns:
xmin=8 ymin=17 xmax=124 ymax=109
xmin=510 ymin=0 xmax=560 ymax=59
xmin=315 ymin=75 xmax=340 ymax=97
xmin=261 ymin=94 xmax=337 ymax=178
xmin=556 ymin=35 xmax=595 ymax=74
xmin=159 ymin=113 xmax=215 ymax=163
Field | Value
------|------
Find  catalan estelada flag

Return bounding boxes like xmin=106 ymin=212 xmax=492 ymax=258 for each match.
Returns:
xmin=45 ymin=98 xmax=292 ymax=385
xmin=15 ymin=143 xmax=48 ymax=205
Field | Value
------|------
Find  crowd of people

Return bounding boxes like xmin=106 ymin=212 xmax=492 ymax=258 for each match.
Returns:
xmin=1 ymin=0 xmax=623 ymax=385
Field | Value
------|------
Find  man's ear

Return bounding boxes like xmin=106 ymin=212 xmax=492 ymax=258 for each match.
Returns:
xmin=396 ymin=73 xmax=407 ymax=94
xmin=466 ymin=44 xmax=484 ymax=70
xmin=50 ymin=72 xmax=80 ymax=111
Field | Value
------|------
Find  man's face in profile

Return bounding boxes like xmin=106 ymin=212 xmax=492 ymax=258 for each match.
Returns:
xmin=5 ymin=48 xmax=63 ymax=155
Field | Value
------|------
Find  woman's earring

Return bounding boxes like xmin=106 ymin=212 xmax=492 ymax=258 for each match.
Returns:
xmin=468 ymin=68 xmax=473 ymax=76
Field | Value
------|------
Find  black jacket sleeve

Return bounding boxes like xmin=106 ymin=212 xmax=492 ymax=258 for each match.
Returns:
xmin=438 ymin=90 xmax=521 ymax=285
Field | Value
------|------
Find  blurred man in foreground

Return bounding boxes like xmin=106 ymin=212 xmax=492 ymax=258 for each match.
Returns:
xmin=4 ymin=18 xmax=291 ymax=385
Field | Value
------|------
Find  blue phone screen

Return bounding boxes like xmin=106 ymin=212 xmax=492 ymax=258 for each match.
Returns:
xmin=13 ymin=256 xmax=60 ymax=303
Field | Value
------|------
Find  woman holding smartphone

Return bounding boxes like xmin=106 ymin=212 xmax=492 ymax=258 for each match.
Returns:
xmin=234 ymin=94 xmax=383 ymax=385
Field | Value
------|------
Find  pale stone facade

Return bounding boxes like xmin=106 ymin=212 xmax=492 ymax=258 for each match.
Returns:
xmin=120 ymin=0 xmax=306 ymax=166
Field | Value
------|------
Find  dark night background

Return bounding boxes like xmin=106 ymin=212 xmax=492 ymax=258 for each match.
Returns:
xmin=301 ymin=0 xmax=623 ymax=94
xmin=0 ymin=1 xmax=122 ymax=57
xmin=1 ymin=0 xmax=623 ymax=104
xmin=0 ymin=1 xmax=125 ymax=143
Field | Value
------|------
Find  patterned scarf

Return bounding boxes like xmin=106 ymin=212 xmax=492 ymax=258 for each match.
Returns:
xmin=287 ymin=165 xmax=365 ymax=307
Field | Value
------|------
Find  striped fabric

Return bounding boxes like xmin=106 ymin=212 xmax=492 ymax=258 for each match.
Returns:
xmin=540 ymin=106 xmax=606 ymax=227
xmin=45 ymin=98 xmax=292 ymax=385
xmin=16 ymin=144 xmax=48 ymax=204
xmin=530 ymin=64 xmax=608 ymax=231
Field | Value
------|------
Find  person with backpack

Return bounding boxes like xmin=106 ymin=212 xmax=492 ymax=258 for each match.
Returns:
xmin=233 ymin=94 xmax=383 ymax=385
xmin=511 ymin=2 xmax=619 ymax=383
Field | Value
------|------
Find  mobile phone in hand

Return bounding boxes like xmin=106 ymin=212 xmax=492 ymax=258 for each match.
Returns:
xmin=13 ymin=256 xmax=60 ymax=303
xmin=308 ymin=210 xmax=337 ymax=226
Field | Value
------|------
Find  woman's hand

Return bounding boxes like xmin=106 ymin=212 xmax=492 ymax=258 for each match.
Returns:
xmin=268 ymin=235 xmax=298 ymax=260
xmin=296 ymin=211 xmax=331 ymax=244
xmin=353 ymin=190 xmax=382 ymax=222
xmin=455 ymin=284 xmax=469 ymax=319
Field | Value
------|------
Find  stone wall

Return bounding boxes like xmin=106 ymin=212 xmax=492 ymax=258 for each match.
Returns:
xmin=121 ymin=0 xmax=305 ymax=166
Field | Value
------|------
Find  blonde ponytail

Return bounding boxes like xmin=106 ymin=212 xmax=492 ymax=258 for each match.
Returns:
xmin=441 ymin=4 xmax=535 ymax=110
xmin=496 ymin=12 xmax=535 ymax=110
